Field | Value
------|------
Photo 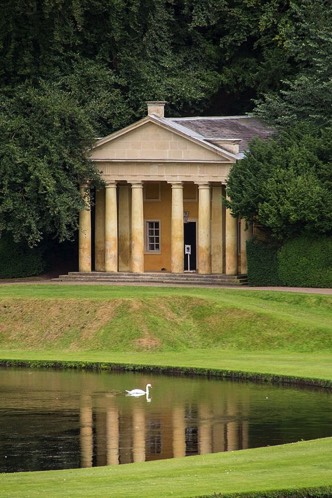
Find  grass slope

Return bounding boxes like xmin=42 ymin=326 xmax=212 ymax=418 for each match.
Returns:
xmin=0 ymin=284 xmax=331 ymax=497
xmin=0 ymin=438 xmax=331 ymax=497
xmin=0 ymin=285 xmax=331 ymax=353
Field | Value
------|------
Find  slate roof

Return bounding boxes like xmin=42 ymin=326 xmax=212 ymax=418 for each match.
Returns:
xmin=166 ymin=116 xmax=274 ymax=153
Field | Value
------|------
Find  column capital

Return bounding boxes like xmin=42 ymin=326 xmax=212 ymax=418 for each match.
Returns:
xmin=105 ymin=181 xmax=117 ymax=188
xmin=170 ymin=181 xmax=183 ymax=189
xmin=131 ymin=182 xmax=143 ymax=189
xmin=196 ymin=182 xmax=210 ymax=189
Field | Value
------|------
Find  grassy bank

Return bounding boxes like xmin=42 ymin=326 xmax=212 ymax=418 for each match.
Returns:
xmin=0 ymin=283 xmax=331 ymax=497
xmin=1 ymin=438 xmax=332 ymax=498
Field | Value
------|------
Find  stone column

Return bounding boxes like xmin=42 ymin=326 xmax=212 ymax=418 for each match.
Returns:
xmin=172 ymin=405 xmax=186 ymax=458
xmin=118 ymin=185 xmax=131 ymax=271
xmin=240 ymin=220 xmax=253 ymax=275
xmin=171 ymin=182 xmax=184 ymax=273
xmin=211 ymin=185 xmax=223 ymax=273
xmin=225 ymin=197 xmax=238 ymax=275
xmin=131 ymin=182 xmax=144 ymax=273
xmin=79 ymin=185 xmax=92 ymax=272
xmin=198 ymin=403 xmax=212 ymax=455
xmin=105 ymin=182 xmax=118 ymax=272
xmin=226 ymin=399 xmax=238 ymax=451
xmin=80 ymin=394 xmax=93 ymax=468
xmin=132 ymin=406 xmax=146 ymax=463
xmin=95 ymin=188 xmax=105 ymax=271
xmin=106 ymin=403 xmax=119 ymax=465
xmin=198 ymin=183 xmax=211 ymax=274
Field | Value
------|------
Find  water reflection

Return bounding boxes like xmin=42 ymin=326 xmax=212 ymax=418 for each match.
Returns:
xmin=0 ymin=368 xmax=331 ymax=473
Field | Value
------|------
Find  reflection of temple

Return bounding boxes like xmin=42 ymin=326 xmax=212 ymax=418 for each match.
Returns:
xmin=79 ymin=393 xmax=249 ymax=467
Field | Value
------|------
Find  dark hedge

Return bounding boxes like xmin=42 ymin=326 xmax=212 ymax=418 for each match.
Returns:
xmin=246 ymin=236 xmax=332 ymax=288
xmin=0 ymin=234 xmax=45 ymax=278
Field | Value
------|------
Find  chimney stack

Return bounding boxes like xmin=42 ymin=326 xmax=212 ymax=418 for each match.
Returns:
xmin=146 ymin=101 xmax=166 ymax=118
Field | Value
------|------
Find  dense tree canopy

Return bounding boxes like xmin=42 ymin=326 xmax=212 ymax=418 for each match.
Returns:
xmin=0 ymin=0 xmax=331 ymax=246
xmin=255 ymin=0 xmax=332 ymax=127
xmin=225 ymin=124 xmax=332 ymax=240
xmin=0 ymin=82 xmax=102 ymax=246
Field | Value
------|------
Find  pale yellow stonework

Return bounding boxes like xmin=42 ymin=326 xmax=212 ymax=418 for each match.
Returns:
xmin=225 ymin=203 xmax=238 ymax=275
xmin=105 ymin=183 xmax=118 ymax=272
xmin=198 ymin=184 xmax=211 ymax=274
xmin=94 ymin=188 xmax=105 ymax=271
xmin=78 ymin=104 xmax=259 ymax=275
xmin=118 ymin=185 xmax=131 ymax=271
xmin=131 ymin=183 xmax=144 ymax=273
xmin=79 ymin=186 xmax=92 ymax=273
xmin=240 ymin=220 xmax=253 ymax=275
xmin=171 ymin=182 xmax=184 ymax=273
xmin=211 ymin=185 xmax=224 ymax=274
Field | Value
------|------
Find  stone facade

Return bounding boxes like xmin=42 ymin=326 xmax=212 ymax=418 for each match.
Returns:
xmin=79 ymin=102 xmax=271 ymax=275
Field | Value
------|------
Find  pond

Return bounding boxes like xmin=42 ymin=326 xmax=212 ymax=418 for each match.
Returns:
xmin=0 ymin=367 xmax=331 ymax=473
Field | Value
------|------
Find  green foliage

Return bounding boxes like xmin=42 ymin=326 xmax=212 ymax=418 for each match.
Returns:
xmin=278 ymin=236 xmax=332 ymax=288
xmin=226 ymin=123 xmax=332 ymax=240
xmin=246 ymin=239 xmax=282 ymax=286
xmin=255 ymin=0 xmax=332 ymax=127
xmin=206 ymin=486 xmax=332 ymax=498
xmin=0 ymin=234 xmax=45 ymax=278
xmin=0 ymin=82 xmax=102 ymax=246
xmin=247 ymin=236 xmax=332 ymax=287
xmin=0 ymin=0 xmax=308 ymax=121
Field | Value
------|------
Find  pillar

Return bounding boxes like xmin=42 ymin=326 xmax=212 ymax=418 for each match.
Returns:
xmin=95 ymin=188 xmax=105 ymax=271
xmin=211 ymin=185 xmax=223 ymax=273
xmin=226 ymin=399 xmax=239 ymax=451
xmin=171 ymin=182 xmax=184 ymax=273
xmin=225 ymin=198 xmax=238 ymax=275
xmin=132 ymin=406 xmax=146 ymax=463
xmin=118 ymin=185 xmax=131 ymax=271
xmin=172 ymin=405 xmax=186 ymax=458
xmin=80 ymin=394 xmax=93 ymax=468
xmin=198 ymin=183 xmax=211 ymax=274
xmin=105 ymin=182 xmax=118 ymax=272
xmin=79 ymin=186 xmax=91 ymax=272
xmin=131 ymin=182 xmax=144 ymax=273
xmin=106 ymin=404 xmax=119 ymax=465
xmin=240 ymin=220 xmax=253 ymax=275
xmin=198 ymin=404 xmax=212 ymax=455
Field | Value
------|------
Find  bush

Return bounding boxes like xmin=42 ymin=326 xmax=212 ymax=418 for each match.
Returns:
xmin=278 ymin=236 xmax=332 ymax=288
xmin=0 ymin=234 xmax=45 ymax=278
xmin=246 ymin=239 xmax=282 ymax=286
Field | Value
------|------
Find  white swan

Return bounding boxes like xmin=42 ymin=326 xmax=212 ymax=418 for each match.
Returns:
xmin=126 ymin=383 xmax=152 ymax=398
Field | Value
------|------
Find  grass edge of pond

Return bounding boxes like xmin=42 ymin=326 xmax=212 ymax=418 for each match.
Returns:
xmin=1 ymin=358 xmax=331 ymax=390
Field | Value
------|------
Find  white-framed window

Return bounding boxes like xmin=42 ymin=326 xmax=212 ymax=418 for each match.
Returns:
xmin=145 ymin=220 xmax=161 ymax=253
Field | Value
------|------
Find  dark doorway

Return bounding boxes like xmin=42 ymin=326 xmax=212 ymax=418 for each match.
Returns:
xmin=184 ymin=222 xmax=196 ymax=271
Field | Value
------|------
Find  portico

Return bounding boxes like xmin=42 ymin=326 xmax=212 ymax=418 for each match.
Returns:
xmin=78 ymin=102 xmax=271 ymax=276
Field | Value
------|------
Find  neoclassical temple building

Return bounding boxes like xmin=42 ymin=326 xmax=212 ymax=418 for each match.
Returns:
xmin=78 ymin=102 xmax=272 ymax=278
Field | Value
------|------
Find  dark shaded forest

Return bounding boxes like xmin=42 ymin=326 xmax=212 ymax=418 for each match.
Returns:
xmin=0 ymin=0 xmax=331 ymax=249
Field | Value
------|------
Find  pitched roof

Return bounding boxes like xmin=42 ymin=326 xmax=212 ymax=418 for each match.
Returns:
xmin=92 ymin=113 xmax=274 ymax=162
xmin=166 ymin=116 xmax=274 ymax=153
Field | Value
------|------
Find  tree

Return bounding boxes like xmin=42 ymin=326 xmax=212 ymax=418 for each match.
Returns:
xmin=0 ymin=82 xmax=102 ymax=246
xmin=255 ymin=0 xmax=332 ymax=127
xmin=225 ymin=123 xmax=332 ymax=240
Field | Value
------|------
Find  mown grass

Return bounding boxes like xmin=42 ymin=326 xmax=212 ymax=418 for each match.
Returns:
xmin=0 ymin=438 xmax=331 ymax=497
xmin=0 ymin=283 xmax=331 ymax=497
xmin=0 ymin=285 xmax=331 ymax=353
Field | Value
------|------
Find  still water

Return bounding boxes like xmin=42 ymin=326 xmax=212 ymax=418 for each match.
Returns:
xmin=0 ymin=367 xmax=331 ymax=473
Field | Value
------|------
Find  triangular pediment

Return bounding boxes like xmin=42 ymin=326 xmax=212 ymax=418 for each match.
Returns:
xmin=91 ymin=118 xmax=234 ymax=163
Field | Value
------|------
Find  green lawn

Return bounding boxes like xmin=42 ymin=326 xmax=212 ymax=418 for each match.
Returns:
xmin=0 ymin=283 xmax=331 ymax=497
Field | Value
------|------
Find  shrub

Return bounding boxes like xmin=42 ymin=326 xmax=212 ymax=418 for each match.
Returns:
xmin=0 ymin=234 xmax=45 ymax=278
xmin=246 ymin=239 xmax=282 ymax=286
xmin=278 ymin=236 xmax=332 ymax=288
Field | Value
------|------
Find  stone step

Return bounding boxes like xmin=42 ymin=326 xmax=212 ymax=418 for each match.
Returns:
xmin=55 ymin=272 xmax=248 ymax=286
